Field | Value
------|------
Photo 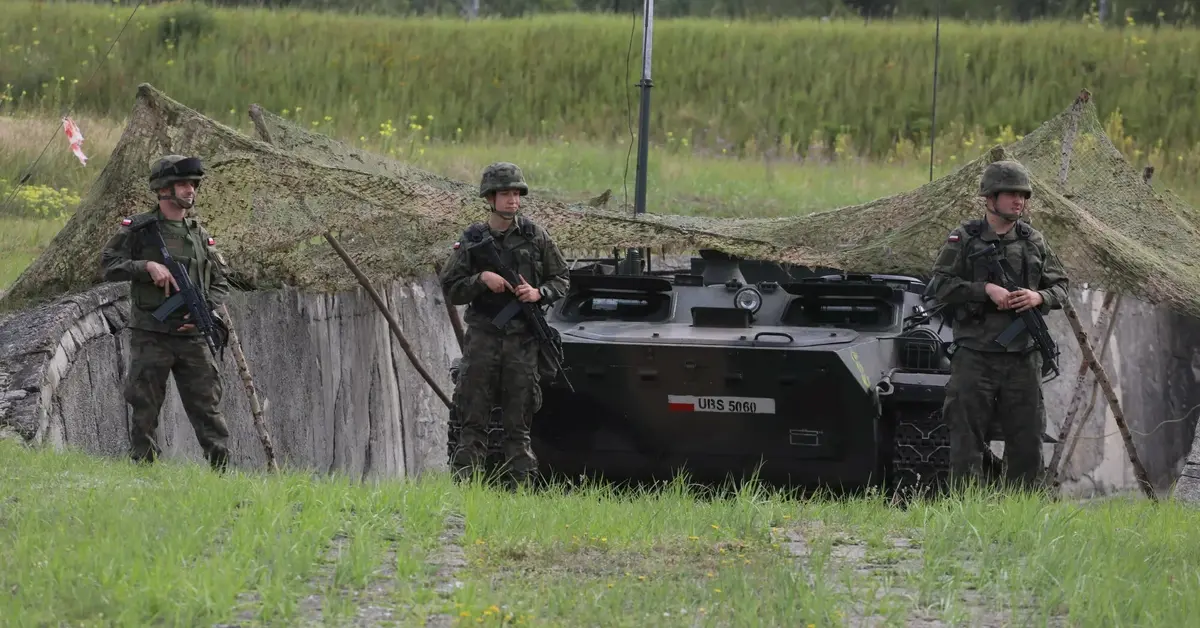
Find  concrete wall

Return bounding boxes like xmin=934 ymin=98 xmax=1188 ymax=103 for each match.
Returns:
xmin=2 ymin=280 xmax=1199 ymax=497
xmin=0 ymin=278 xmax=461 ymax=479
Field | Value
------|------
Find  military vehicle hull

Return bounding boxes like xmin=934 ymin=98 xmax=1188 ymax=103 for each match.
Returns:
xmin=532 ymin=336 xmax=886 ymax=488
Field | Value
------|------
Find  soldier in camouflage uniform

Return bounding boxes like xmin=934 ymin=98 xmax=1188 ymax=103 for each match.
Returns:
xmin=927 ymin=160 xmax=1069 ymax=491
xmin=439 ymin=162 xmax=570 ymax=487
xmin=100 ymin=155 xmax=233 ymax=471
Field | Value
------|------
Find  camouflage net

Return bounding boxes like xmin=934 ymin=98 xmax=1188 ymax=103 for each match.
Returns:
xmin=4 ymin=85 xmax=1200 ymax=318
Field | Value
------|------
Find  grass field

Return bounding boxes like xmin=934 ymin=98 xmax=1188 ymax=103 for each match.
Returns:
xmin=3 ymin=1 xmax=1200 ymax=166
xmin=2 ymin=438 xmax=1198 ymax=626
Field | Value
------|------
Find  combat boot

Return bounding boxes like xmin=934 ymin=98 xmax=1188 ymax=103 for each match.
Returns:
xmin=130 ymin=443 xmax=160 ymax=466
xmin=207 ymin=446 xmax=230 ymax=473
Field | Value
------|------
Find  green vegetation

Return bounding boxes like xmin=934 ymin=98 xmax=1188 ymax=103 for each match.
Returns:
xmin=58 ymin=0 xmax=1200 ymax=23
xmin=0 ymin=216 xmax=67 ymax=289
xmin=2 ymin=439 xmax=1199 ymax=626
xmin=3 ymin=1 xmax=1199 ymax=171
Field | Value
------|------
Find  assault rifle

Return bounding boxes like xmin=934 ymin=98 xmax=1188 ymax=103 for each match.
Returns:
xmin=138 ymin=221 xmax=229 ymax=360
xmin=969 ymin=242 xmax=1060 ymax=380
xmin=466 ymin=235 xmax=575 ymax=393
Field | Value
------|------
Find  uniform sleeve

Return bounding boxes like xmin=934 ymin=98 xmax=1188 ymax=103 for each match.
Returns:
xmin=201 ymin=227 xmax=231 ymax=309
xmin=1035 ymin=236 xmax=1070 ymax=312
xmin=99 ymin=227 xmax=151 ymax=283
xmin=440 ymin=245 xmax=484 ymax=305
xmin=537 ymin=231 xmax=570 ymax=302
xmin=930 ymin=229 xmax=989 ymax=304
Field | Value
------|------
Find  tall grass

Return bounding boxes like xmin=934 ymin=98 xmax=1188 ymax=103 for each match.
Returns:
xmin=3 ymin=1 xmax=1199 ymax=165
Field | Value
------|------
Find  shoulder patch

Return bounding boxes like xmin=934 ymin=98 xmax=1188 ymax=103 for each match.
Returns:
xmin=121 ymin=218 xmax=132 ymax=226
xmin=207 ymin=237 xmax=216 ymax=247
xmin=453 ymin=241 xmax=461 ymax=250
xmin=947 ymin=233 xmax=960 ymax=243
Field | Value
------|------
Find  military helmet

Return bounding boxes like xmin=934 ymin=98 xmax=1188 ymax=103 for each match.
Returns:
xmin=979 ymin=160 xmax=1033 ymax=197
xmin=478 ymin=161 xmax=529 ymax=198
xmin=149 ymin=154 xmax=205 ymax=191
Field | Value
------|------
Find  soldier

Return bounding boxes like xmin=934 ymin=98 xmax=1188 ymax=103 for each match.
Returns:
xmin=439 ymin=162 xmax=570 ymax=488
xmin=927 ymin=159 xmax=1069 ymax=491
xmin=100 ymin=154 xmax=233 ymax=471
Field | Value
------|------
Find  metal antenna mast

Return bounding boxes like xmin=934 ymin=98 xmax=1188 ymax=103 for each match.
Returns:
xmin=634 ymin=0 xmax=654 ymax=218
xmin=929 ymin=0 xmax=942 ymax=182
xmin=623 ymin=0 xmax=654 ymax=275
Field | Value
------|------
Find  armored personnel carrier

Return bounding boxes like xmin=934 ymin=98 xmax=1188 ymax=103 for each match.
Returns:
xmin=446 ymin=247 xmax=1014 ymax=493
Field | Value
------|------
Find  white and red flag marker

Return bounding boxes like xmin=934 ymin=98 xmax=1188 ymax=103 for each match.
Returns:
xmin=62 ymin=116 xmax=87 ymax=165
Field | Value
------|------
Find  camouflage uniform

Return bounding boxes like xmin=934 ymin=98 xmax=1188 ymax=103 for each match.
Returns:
xmin=927 ymin=160 xmax=1069 ymax=490
xmin=439 ymin=162 xmax=570 ymax=485
xmin=100 ymin=155 xmax=233 ymax=470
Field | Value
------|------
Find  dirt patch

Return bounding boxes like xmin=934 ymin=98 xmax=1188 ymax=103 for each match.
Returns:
xmin=264 ymin=519 xmax=414 ymax=628
xmin=773 ymin=521 xmax=1066 ymax=627
xmin=423 ymin=512 xmax=467 ymax=627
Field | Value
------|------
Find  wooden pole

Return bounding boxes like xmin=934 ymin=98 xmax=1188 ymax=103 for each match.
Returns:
xmin=1057 ymin=295 xmax=1122 ymax=482
xmin=1062 ymin=305 xmax=1157 ymax=500
xmin=1048 ymin=291 xmax=1119 ymax=483
xmin=322 ymin=232 xmax=453 ymax=410
xmin=218 ymin=304 xmax=279 ymax=472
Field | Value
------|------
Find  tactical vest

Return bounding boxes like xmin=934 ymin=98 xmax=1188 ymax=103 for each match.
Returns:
xmin=947 ymin=218 xmax=1034 ymax=326
xmin=460 ymin=216 xmax=540 ymax=319
xmin=961 ymin=219 xmax=1033 ymax=287
xmin=126 ymin=212 xmax=216 ymax=326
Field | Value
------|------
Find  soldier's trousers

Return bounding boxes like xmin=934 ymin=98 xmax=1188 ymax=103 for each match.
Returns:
xmin=124 ymin=328 xmax=230 ymax=470
xmin=452 ymin=324 xmax=542 ymax=482
xmin=942 ymin=346 xmax=1045 ymax=490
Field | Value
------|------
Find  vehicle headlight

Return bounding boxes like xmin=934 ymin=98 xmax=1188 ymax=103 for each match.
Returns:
xmin=734 ymin=287 xmax=762 ymax=313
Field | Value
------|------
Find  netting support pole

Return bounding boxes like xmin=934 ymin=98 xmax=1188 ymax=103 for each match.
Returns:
xmin=219 ymin=304 xmax=279 ymax=473
xmin=1058 ymin=304 xmax=1121 ymax=486
xmin=1050 ymin=88 xmax=1155 ymax=500
xmin=1062 ymin=305 xmax=1155 ymax=499
xmin=1048 ymin=291 xmax=1119 ymax=486
xmin=321 ymin=233 xmax=453 ymax=410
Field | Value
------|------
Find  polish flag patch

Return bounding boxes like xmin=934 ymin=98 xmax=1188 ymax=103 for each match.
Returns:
xmin=121 ymin=218 xmax=132 ymax=226
xmin=453 ymin=241 xmax=461 ymax=250
xmin=207 ymin=237 xmax=216 ymax=246
xmin=947 ymin=233 xmax=960 ymax=243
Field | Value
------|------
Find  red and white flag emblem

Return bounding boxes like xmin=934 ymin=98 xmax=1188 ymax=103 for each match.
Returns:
xmin=62 ymin=117 xmax=87 ymax=165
